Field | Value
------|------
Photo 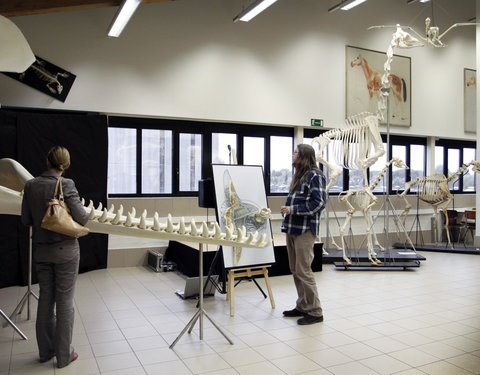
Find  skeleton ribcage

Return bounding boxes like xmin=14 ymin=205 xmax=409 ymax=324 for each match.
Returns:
xmin=418 ymin=178 xmax=449 ymax=205
xmin=332 ymin=116 xmax=372 ymax=170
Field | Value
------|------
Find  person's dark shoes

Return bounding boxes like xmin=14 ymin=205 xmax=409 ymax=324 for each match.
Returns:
xmin=57 ymin=352 xmax=78 ymax=368
xmin=39 ymin=353 xmax=55 ymax=363
xmin=283 ymin=308 xmax=305 ymax=317
xmin=297 ymin=314 xmax=324 ymax=325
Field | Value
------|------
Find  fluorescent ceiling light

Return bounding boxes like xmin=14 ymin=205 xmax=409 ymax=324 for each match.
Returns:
xmin=234 ymin=0 xmax=278 ymax=22
xmin=328 ymin=0 xmax=367 ymax=12
xmin=107 ymin=0 xmax=142 ymax=37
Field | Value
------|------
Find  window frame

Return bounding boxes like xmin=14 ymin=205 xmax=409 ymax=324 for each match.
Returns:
xmin=108 ymin=116 xmax=293 ymax=197
xmin=435 ymin=138 xmax=477 ymax=194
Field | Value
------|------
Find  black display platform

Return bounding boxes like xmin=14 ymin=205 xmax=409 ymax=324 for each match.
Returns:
xmin=393 ymin=242 xmax=480 ymax=255
xmin=334 ymin=261 xmax=421 ymax=270
xmin=323 ymin=248 xmax=426 ymax=264
xmin=164 ymin=241 xmax=323 ymax=278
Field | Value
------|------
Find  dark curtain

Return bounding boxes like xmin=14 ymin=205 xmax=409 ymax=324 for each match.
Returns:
xmin=0 ymin=109 xmax=109 ymax=288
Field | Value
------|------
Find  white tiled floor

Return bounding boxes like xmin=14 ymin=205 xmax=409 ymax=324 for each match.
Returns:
xmin=1 ymin=251 xmax=480 ymax=375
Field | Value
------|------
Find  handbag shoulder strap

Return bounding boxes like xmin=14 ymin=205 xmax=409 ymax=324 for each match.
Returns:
xmin=53 ymin=177 xmax=64 ymax=200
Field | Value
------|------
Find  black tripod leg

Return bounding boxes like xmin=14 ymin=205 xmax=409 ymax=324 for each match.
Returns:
xmin=252 ymin=278 xmax=267 ymax=299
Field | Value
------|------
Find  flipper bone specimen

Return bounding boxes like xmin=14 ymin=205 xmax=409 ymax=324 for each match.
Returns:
xmin=0 ymin=158 xmax=270 ymax=249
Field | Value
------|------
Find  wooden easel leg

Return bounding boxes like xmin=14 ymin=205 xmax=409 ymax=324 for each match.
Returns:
xmin=228 ymin=270 xmax=235 ymax=317
xmin=263 ymin=269 xmax=275 ymax=309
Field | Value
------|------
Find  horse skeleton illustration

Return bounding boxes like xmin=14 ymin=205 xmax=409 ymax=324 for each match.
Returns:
xmin=350 ymin=54 xmax=406 ymax=105
xmin=0 ymin=158 xmax=270 ymax=249
xmin=398 ymin=160 xmax=480 ymax=247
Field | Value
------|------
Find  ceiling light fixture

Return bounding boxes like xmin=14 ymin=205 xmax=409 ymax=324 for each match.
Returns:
xmin=233 ymin=0 xmax=278 ymax=22
xmin=107 ymin=0 xmax=142 ymax=37
xmin=328 ymin=0 xmax=368 ymax=13
xmin=407 ymin=0 xmax=430 ymax=4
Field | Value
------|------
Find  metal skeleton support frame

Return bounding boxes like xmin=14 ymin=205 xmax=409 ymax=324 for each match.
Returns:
xmin=169 ymin=243 xmax=233 ymax=348
xmin=316 ymin=26 xmax=423 ymax=264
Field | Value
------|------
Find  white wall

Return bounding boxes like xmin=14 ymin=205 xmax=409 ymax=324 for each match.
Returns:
xmin=0 ymin=0 xmax=476 ymax=140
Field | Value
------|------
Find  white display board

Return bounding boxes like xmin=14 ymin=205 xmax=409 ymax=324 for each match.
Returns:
xmin=212 ymin=164 xmax=275 ymax=269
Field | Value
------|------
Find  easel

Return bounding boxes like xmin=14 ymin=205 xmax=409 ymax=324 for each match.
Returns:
xmin=2 ymin=227 xmax=36 ymax=339
xmin=226 ymin=265 xmax=275 ymax=317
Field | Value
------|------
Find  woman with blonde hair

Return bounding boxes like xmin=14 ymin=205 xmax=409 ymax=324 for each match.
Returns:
xmin=21 ymin=145 xmax=88 ymax=368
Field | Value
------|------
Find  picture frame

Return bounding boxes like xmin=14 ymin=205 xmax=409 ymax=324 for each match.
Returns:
xmin=2 ymin=55 xmax=76 ymax=102
xmin=211 ymin=164 xmax=275 ymax=269
xmin=346 ymin=45 xmax=411 ymax=127
xmin=464 ymin=68 xmax=476 ymax=134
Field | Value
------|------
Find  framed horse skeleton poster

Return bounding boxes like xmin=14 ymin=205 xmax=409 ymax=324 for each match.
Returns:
xmin=212 ymin=164 xmax=275 ymax=269
xmin=464 ymin=68 xmax=476 ymax=134
xmin=346 ymin=45 xmax=411 ymax=127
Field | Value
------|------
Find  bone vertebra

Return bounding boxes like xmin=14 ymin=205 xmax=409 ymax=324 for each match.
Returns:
xmin=0 ymin=158 xmax=270 ymax=249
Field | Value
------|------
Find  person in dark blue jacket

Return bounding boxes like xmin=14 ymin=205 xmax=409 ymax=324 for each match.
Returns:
xmin=280 ymin=143 xmax=327 ymax=325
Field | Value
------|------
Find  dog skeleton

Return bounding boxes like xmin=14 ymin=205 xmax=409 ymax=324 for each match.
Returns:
xmin=398 ymin=160 xmax=480 ymax=247
xmin=338 ymin=158 xmax=408 ymax=265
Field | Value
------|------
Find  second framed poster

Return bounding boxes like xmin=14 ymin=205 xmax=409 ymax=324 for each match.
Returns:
xmin=346 ymin=45 xmax=411 ymax=127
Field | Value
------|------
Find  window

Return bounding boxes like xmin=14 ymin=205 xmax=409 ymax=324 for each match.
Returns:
xmin=447 ymin=148 xmax=461 ymax=190
xmin=212 ymin=133 xmax=237 ymax=164
xmin=436 ymin=139 xmax=476 ymax=193
xmin=391 ymin=145 xmax=407 ymax=191
xmin=108 ymin=118 xmax=293 ymax=197
xmin=369 ymin=145 xmax=387 ymax=193
xmin=270 ymin=136 xmax=293 ymax=193
xmin=108 ymin=127 xmax=136 ymax=194
xmin=142 ymin=129 xmax=172 ymax=194
xmin=179 ymin=133 xmax=202 ymax=192
xmin=463 ymin=148 xmax=476 ymax=192
xmin=244 ymin=137 xmax=264 ymax=167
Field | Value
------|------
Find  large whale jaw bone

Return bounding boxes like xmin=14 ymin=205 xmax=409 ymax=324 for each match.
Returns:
xmin=0 ymin=158 xmax=271 ymax=248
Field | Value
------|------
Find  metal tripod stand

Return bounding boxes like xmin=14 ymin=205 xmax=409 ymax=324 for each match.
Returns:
xmin=170 ymin=242 xmax=233 ymax=348
xmin=3 ymin=228 xmax=38 ymax=338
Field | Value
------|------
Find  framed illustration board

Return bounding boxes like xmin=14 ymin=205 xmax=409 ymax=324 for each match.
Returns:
xmin=212 ymin=164 xmax=275 ymax=269
xmin=464 ymin=68 xmax=476 ymax=134
xmin=346 ymin=45 xmax=411 ymax=127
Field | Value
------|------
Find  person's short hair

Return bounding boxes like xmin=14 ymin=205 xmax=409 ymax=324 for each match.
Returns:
xmin=47 ymin=146 xmax=70 ymax=172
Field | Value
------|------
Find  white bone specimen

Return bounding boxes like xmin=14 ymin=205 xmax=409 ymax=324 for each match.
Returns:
xmin=397 ymin=160 xmax=480 ymax=248
xmin=0 ymin=158 xmax=270 ymax=249
xmin=312 ymin=26 xmax=424 ymax=263
xmin=338 ymin=158 xmax=408 ymax=265
xmin=369 ymin=19 xmax=478 ymax=48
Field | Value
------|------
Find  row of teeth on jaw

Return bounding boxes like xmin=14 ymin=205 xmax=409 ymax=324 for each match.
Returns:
xmin=81 ymin=199 xmax=268 ymax=247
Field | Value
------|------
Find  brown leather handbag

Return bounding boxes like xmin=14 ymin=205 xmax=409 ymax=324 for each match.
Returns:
xmin=41 ymin=177 xmax=90 ymax=238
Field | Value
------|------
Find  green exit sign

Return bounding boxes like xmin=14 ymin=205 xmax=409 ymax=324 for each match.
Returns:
xmin=311 ymin=118 xmax=324 ymax=127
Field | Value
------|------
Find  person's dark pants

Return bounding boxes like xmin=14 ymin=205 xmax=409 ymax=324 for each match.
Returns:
xmin=286 ymin=231 xmax=323 ymax=317
xmin=35 ymin=240 xmax=79 ymax=368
